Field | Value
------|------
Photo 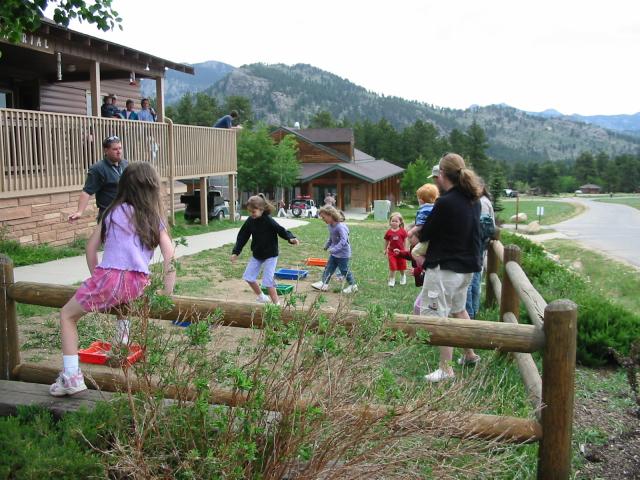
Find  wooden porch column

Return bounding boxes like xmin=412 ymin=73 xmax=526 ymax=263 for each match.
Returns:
xmin=336 ymin=171 xmax=343 ymax=210
xmin=307 ymin=182 xmax=314 ymax=197
xmin=366 ymin=183 xmax=372 ymax=212
xmin=155 ymin=76 xmax=165 ymax=122
xmin=228 ymin=174 xmax=237 ymax=221
xmin=89 ymin=61 xmax=101 ymax=117
xmin=199 ymin=176 xmax=208 ymax=226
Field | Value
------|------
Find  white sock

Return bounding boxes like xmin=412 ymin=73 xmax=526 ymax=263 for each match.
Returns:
xmin=63 ymin=355 xmax=79 ymax=375
xmin=116 ymin=319 xmax=130 ymax=341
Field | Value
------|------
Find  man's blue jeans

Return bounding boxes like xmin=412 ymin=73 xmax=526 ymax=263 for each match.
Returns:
xmin=465 ymin=270 xmax=482 ymax=319
xmin=322 ymin=255 xmax=355 ymax=285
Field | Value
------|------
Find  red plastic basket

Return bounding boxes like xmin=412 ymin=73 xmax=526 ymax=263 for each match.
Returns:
xmin=78 ymin=341 xmax=144 ymax=367
xmin=305 ymin=257 xmax=328 ymax=267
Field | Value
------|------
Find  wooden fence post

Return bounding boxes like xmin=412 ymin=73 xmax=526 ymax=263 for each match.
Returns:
xmin=500 ymin=244 xmax=521 ymax=322
xmin=485 ymin=227 xmax=501 ymax=308
xmin=537 ymin=299 xmax=577 ymax=480
xmin=0 ymin=255 xmax=20 ymax=380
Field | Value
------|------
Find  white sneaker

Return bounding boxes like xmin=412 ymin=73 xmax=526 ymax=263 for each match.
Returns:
xmin=399 ymin=274 xmax=407 ymax=285
xmin=311 ymin=281 xmax=329 ymax=291
xmin=388 ymin=278 xmax=396 ymax=287
xmin=424 ymin=368 xmax=455 ymax=383
xmin=342 ymin=284 xmax=358 ymax=294
xmin=256 ymin=293 xmax=271 ymax=303
xmin=49 ymin=370 xmax=87 ymax=397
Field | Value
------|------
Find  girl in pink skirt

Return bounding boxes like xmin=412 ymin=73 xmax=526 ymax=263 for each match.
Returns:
xmin=50 ymin=162 xmax=176 ymax=397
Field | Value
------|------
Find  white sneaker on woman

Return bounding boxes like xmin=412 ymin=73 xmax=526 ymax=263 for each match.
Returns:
xmin=424 ymin=368 xmax=455 ymax=383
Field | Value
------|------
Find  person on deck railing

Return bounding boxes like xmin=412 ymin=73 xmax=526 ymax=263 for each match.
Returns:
xmin=68 ymin=136 xmax=128 ymax=223
xmin=213 ymin=110 xmax=239 ymax=129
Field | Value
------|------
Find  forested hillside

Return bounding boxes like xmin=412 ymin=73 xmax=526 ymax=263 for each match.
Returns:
xmin=207 ymin=63 xmax=640 ymax=162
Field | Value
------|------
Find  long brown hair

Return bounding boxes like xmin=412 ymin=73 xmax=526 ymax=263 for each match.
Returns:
xmin=439 ymin=153 xmax=482 ymax=201
xmin=101 ymin=162 xmax=166 ymax=250
xmin=246 ymin=193 xmax=274 ymax=215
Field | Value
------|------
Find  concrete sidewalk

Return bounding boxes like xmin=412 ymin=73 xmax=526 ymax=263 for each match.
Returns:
xmin=14 ymin=218 xmax=308 ymax=285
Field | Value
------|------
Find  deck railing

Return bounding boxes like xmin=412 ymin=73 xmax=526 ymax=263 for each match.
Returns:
xmin=0 ymin=108 xmax=237 ymax=198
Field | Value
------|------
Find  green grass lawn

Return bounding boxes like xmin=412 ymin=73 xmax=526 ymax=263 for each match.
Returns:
xmin=593 ymin=195 xmax=640 ymax=210
xmin=543 ymin=238 xmax=640 ymax=314
xmin=498 ymin=198 xmax=581 ymax=225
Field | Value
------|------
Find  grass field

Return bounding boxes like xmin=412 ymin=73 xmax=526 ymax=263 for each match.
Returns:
xmin=543 ymin=238 xmax=640 ymax=313
xmin=498 ymin=198 xmax=581 ymax=225
xmin=593 ymin=196 xmax=640 ymax=210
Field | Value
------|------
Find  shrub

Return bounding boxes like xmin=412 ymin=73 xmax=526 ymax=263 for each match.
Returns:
xmin=502 ymin=232 xmax=640 ymax=366
xmin=0 ymin=405 xmax=111 ymax=478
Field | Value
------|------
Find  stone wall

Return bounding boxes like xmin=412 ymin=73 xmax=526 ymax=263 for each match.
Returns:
xmin=0 ymin=191 xmax=97 ymax=246
xmin=0 ymin=181 xmax=186 ymax=247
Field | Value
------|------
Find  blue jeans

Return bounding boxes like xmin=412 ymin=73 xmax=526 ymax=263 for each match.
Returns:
xmin=322 ymin=255 xmax=355 ymax=285
xmin=465 ymin=270 xmax=482 ymax=319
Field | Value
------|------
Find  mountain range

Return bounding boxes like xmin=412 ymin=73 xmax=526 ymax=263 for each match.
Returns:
xmin=145 ymin=60 xmax=640 ymax=162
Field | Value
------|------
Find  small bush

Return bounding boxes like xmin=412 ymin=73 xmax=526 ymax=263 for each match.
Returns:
xmin=503 ymin=232 xmax=640 ymax=366
xmin=0 ymin=405 xmax=112 ymax=478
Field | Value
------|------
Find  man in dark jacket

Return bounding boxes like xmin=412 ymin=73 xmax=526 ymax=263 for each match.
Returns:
xmin=68 ymin=136 xmax=128 ymax=222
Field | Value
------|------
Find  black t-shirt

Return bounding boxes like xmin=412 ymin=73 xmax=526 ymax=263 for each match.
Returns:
xmin=232 ymin=214 xmax=296 ymax=260
xmin=418 ymin=186 xmax=482 ymax=273
xmin=83 ymin=158 xmax=128 ymax=213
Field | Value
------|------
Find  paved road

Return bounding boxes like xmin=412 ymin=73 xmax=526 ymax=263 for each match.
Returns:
xmin=550 ymin=198 xmax=640 ymax=268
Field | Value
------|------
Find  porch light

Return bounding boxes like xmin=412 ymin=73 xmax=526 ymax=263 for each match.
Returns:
xmin=129 ymin=71 xmax=136 ymax=85
xmin=144 ymin=63 xmax=150 ymax=71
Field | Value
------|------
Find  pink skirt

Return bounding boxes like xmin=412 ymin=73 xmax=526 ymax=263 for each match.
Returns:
xmin=75 ymin=267 xmax=150 ymax=312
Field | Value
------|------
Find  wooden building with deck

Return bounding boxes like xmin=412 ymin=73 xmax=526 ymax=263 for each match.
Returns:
xmin=0 ymin=20 xmax=237 ymax=246
xmin=271 ymin=127 xmax=403 ymax=212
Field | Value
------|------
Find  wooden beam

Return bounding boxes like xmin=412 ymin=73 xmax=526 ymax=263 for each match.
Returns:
xmin=505 ymin=262 xmax=546 ymax=328
xmin=89 ymin=61 xmax=100 ymax=117
xmin=8 ymin=282 xmax=545 ymax=353
xmin=500 ymin=246 xmax=521 ymax=322
xmin=0 ymin=379 xmax=114 ymax=418
xmin=13 ymin=364 xmax=541 ymax=444
xmin=199 ymin=176 xmax=208 ymax=226
xmin=155 ymin=76 xmax=165 ymax=123
xmin=503 ymin=312 xmax=542 ymax=417
xmin=0 ymin=256 xmax=20 ymax=380
xmin=537 ymin=300 xmax=577 ymax=480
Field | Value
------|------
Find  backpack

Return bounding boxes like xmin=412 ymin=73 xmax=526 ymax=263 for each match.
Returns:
xmin=479 ymin=213 xmax=496 ymax=247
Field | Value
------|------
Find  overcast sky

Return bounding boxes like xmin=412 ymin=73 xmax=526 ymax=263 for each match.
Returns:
xmin=61 ymin=0 xmax=640 ymax=116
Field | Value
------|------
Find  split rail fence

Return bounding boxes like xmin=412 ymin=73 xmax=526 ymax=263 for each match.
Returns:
xmin=0 ymin=230 xmax=576 ymax=479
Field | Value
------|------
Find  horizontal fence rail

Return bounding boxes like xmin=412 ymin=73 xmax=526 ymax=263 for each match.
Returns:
xmin=0 ymin=108 xmax=237 ymax=198
xmin=7 ymin=282 xmax=545 ymax=354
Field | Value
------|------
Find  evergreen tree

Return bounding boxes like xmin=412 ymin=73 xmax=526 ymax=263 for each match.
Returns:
xmin=489 ymin=165 xmax=507 ymax=213
xmin=537 ymin=162 xmax=560 ymax=194
xmin=574 ymin=152 xmax=597 ymax=184
xmin=309 ymin=110 xmax=336 ymax=128
xmin=465 ymin=121 xmax=490 ymax=178
xmin=400 ymin=156 xmax=430 ymax=200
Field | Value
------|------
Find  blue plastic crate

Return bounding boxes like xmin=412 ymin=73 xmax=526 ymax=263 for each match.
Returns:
xmin=274 ymin=268 xmax=308 ymax=280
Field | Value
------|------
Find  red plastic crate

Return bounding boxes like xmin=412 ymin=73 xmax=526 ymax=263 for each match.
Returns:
xmin=78 ymin=341 xmax=144 ymax=367
xmin=305 ymin=257 xmax=328 ymax=267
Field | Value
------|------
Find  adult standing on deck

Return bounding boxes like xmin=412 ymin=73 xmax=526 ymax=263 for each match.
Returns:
xmin=68 ymin=136 xmax=128 ymax=222
xmin=418 ymin=153 xmax=483 ymax=382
